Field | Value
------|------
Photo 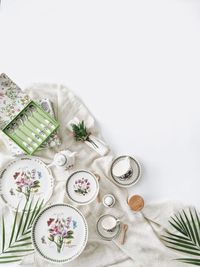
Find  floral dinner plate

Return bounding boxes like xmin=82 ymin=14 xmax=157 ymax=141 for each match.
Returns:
xmin=66 ymin=170 xmax=99 ymax=205
xmin=0 ymin=157 xmax=54 ymax=211
xmin=32 ymin=204 xmax=88 ymax=264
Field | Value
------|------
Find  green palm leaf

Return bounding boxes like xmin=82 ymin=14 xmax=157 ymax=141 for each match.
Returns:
xmin=177 ymin=258 xmax=200 ymax=265
xmin=1 ymin=216 xmax=5 ymax=253
xmin=0 ymin=198 xmax=43 ymax=264
xmin=162 ymin=208 xmax=200 ymax=265
xmin=190 ymin=209 xmax=200 ymax=247
xmin=9 ymin=204 xmax=19 ymax=247
xmin=0 ymin=259 xmax=22 ymax=264
xmin=15 ymin=199 xmax=29 ymax=241
xmin=22 ymin=198 xmax=33 ymax=235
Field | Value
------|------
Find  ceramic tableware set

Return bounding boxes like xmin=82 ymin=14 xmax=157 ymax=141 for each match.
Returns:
xmin=0 ymin=74 xmax=142 ymax=264
xmin=96 ymin=155 xmax=142 ymax=242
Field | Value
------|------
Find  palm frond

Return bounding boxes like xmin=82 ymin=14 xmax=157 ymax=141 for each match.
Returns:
xmin=9 ymin=204 xmax=19 ymax=247
xmin=176 ymin=258 xmax=200 ymax=265
xmin=0 ymin=198 xmax=43 ymax=264
xmin=1 ymin=216 xmax=5 ymax=253
xmin=162 ymin=208 xmax=200 ymax=266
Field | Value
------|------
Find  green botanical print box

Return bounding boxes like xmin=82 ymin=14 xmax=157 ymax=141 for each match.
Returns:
xmin=0 ymin=73 xmax=59 ymax=155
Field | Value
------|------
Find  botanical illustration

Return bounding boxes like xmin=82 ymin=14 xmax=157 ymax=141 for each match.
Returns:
xmin=73 ymin=177 xmax=91 ymax=196
xmin=46 ymin=216 xmax=77 ymax=253
xmin=12 ymin=168 xmax=41 ymax=200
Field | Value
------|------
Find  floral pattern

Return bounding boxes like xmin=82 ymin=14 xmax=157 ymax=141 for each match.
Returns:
xmin=5 ymin=87 xmax=19 ymax=99
xmin=46 ymin=216 xmax=77 ymax=253
xmin=12 ymin=168 xmax=41 ymax=200
xmin=74 ymin=177 xmax=91 ymax=196
xmin=0 ymin=73 xmax=31 ymax=128
xmin=1 ymin=103 xmax=22 ymax=120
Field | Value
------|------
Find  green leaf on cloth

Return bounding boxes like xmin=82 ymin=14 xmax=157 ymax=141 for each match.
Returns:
xmin=162 ymin=208 xmax=200 ymax=265
xmin=0 ymin=198 xmax=43 ymax=264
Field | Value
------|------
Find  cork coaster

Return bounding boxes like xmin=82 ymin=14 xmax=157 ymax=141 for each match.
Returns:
xmin=128 ymin=195 xmax=144 ymax=212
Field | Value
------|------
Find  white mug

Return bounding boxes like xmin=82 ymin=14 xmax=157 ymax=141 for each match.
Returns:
xmin=101 ymin=215 xmax=120 ymax=232
xmin=112 ymin=156 xmax=133 ymax=180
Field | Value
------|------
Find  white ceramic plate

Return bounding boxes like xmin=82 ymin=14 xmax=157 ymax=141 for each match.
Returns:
xmin=66 ymin=170 xmax=99 ymax=205
xmin=0 ymin=157 xmax=54 ymax=211
xmin=110 ymin=156 xmax=141 ymax=188
xmin=32 ymin=204 xmax=88 ymax=264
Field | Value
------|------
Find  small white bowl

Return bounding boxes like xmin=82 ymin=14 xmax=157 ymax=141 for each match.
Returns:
xmin=102 ymin=194 xmax=116 ymax=208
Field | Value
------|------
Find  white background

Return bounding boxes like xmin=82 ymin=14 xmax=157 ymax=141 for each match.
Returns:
xmin=0 ymin=0 xmax=200 ymax=206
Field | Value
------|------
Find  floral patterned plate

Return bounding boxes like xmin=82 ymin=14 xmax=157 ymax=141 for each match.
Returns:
xmin=66 ymin=170 xmax=99 ymax=205
xmin=32 ymin=204 xmax=88 ymax=264
xmin=0 ymin=157 xmax=54 ymax=211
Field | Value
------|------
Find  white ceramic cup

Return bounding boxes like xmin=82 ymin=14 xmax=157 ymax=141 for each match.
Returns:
xmin=101 ymin=215 xmax=120 ymax=232
xmin=112 ymin=156 xmax=133 ymax=180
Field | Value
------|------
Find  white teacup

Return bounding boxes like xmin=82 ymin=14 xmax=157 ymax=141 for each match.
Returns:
xmin=112 ymin=156 xmax=133 ymax=180
xmin=101 ymin=215 xmax=120 ymax=232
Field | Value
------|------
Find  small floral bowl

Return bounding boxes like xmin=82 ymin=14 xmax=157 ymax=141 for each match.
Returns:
xmin=66 ymin=170 xmax=99 ymax=205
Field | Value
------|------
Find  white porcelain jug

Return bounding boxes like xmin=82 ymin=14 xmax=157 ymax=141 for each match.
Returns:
xmin=48 ymin=149 xmax=77 ymax=170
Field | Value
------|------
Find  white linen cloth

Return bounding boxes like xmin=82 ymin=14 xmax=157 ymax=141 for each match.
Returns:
xmin=0 ymin=84 xmax=190 ymax=267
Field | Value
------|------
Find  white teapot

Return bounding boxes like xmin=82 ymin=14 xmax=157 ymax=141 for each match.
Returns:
xmin=48 ymin=149 xmax=77 ymax=170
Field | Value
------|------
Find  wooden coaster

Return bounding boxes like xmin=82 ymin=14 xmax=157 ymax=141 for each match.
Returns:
xmin=128 ymin=195 xmax=144 ymax=212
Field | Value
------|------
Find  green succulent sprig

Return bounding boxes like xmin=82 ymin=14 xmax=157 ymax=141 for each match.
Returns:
xmin=162 ymin=208 xmax=200 ymax=266
xmin=0 ymin=198 xmax=43 ymax=264
xmin=71 ymin=120 xmax=98 ymax=148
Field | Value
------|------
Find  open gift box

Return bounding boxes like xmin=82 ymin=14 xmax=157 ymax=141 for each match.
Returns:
xmin=0 ymin=73 xmax=60 ymax=155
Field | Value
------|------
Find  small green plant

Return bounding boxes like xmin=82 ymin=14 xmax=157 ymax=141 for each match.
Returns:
xmin=0 ymin=198 xmax=43 ymax=264
xmin=162 ymin=208 xmax=200 ymax=265
xmin=71 ymin=120 xmax=98 ymax=148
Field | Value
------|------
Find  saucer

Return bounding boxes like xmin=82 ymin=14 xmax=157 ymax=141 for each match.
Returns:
xmin=66 ymin=170 xmax=99 ymax=205
xmin=110 ymin=156 xmax=141 ymax=188
xmin=96 ymin=215 xmax=121 ymax=241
